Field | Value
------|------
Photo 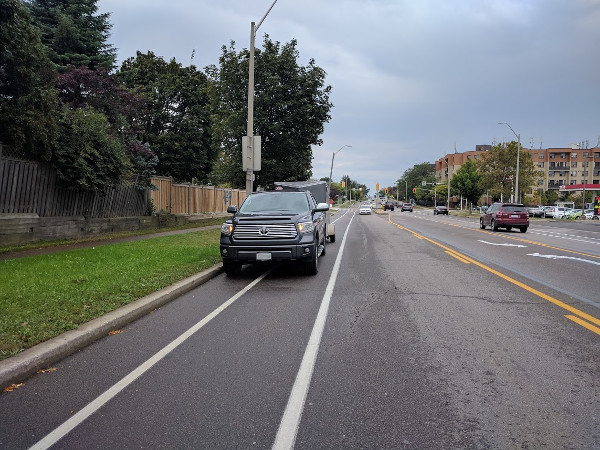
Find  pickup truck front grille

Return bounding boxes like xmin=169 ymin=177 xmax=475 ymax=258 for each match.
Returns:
xmin=233 ymin=223 xmax=298 ymax=239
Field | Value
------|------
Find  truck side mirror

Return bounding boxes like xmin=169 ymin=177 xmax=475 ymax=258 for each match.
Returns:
xmin=227 ymin=205 xmax=237 ymax=214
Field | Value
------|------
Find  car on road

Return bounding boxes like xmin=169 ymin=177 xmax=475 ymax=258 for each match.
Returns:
xmin=359 ymin=204 xmax=372 ymax=215
xmin=527 ymin=205 xmax=546 ymax=217
xmin=433 ymin=205 xmax=448 ymax=215
xmin=479 ymin=202 xmax=529 ymax=233
xmin=220 ymin=188 xmax=329 ymax=276
xmin=401 ymin=203 xmax=414 ymax=212
xmin=383 ymin=201 xmax=395 ymax=211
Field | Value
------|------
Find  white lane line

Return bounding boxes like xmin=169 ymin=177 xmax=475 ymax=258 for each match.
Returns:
xmin=528 ymin=252 xmax=600 ymax=266
xmin=272 ymin=212 xmax=355 ymax=450
xmin=30 ymin=270 xmax=272 ymax=450
xmin=478 ymin=240 xmax=527 ymax=248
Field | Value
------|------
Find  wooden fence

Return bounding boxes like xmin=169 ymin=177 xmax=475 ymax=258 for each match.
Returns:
xmin=0 ymin=147 xmax=245 ymax=218
xmin=1 ymin=156 xmax=147 ymax=218
xmin=150 ymin=176 xmax=246 ymax=214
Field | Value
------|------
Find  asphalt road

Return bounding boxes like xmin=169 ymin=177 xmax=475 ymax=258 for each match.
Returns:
xmin=1 ymin=206 xmax=599 ymax=449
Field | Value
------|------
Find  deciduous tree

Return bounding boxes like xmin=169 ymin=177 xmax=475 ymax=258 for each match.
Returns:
xmin=207 ymin=36 xmax=333 ymax=189
xmin=450 ymin=159 xmax=484 ymax=209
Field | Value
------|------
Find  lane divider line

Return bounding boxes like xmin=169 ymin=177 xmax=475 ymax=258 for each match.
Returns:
xmin=390 ymin=219 xmax=600 ymax=333
xmin=30 ymin=269 xmax=273 ymax=450
xmin=273 ymin=211 xmax=356 ymax=450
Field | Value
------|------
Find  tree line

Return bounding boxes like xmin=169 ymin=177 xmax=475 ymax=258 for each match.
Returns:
xmin=0 ymin=0 xmax=333 ymax=192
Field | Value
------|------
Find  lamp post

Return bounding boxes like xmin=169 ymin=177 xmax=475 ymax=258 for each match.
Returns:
xmin=498 ymin=122 xmax=521 ymax=203
xmin=245 ymin=0 xmax=279 ymax=196
xmin=404 ymin=180 xmax=407 ymax=201
xmin=582 ymin=152 xmax=587 ymax=211
xmin=328 ymin=145 xmax=351 ymax=204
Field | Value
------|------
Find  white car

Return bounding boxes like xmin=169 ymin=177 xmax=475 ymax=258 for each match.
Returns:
xmin=359 ymin=204 xmax=372 ymax=215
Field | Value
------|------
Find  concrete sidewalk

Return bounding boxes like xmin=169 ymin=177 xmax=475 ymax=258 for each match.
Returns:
xmin=0 ymin=225 xmax=225 ymax=389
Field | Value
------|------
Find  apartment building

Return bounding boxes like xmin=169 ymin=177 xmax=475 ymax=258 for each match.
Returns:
xmin=435 ymin=145 xmax=600 ymax=200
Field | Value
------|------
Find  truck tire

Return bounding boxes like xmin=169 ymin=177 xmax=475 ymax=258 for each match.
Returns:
xmin=223 ymin=261 xmax=241 ymax=277
xmin=304 ymin=242 xmax=319 ymax=275
xmin=329 ymin=234 xmax=336 ymax=243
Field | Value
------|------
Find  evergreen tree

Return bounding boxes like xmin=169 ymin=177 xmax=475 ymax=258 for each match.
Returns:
xmin=0 ymin=0 xmax=58 ymax=159
xmin=26 ymin=0 xmax=116 ymax=71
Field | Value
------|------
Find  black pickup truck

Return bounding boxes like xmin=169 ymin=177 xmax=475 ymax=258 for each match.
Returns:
xmin=220 ymin=187 xmax=329 ymax=276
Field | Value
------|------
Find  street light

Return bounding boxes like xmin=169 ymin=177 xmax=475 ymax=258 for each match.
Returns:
xmin=245 ymin=0 xmax=279 ymax=196
xmin=498 ymin=122 xmax=521 ymax=203
xmin=328 ymin=145 xmax=351 ymax=204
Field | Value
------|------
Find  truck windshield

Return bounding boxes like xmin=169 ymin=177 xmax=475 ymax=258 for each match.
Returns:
xmin=239 ymin=192 xmax=310 ymax=214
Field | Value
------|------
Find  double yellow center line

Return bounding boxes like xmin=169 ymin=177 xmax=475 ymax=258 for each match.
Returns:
xmin=388 ymin=214 xmax=600 ymax=336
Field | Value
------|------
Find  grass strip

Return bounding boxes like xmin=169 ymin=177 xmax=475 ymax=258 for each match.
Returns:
xmin=0 ymin=229 xmax=221 ymax=360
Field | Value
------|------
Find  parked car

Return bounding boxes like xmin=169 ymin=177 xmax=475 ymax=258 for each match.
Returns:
xmin=479 ymin=202 xmax=529 ymax=232
xmin=433 ymin=205 xmax=448 ymax=215
xmin=565 ymin=209 xmax=583 ymax=219
xmin=545 ymin=206 xmax=569 ymax=219
xmin=383 ymin=201 xmax=395 ymax=211
xmin=359 ymin=204 xmax=372 ymax=215
xmin=527 ymin=205 xmax=545 ymax=217
xmin=401 ymin=203 xmax=414 ymax=212
xmin=220 ymin=188 xmax=329 ymax=276
xmin=583 ymin=209 xmax=596 ymax=220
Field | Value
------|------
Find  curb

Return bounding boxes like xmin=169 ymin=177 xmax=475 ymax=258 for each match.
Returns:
xmin=0 ymin=264 xmax=223 ymax=389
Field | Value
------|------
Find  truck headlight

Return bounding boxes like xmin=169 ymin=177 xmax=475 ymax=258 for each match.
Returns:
xmin=221 ymin=222 xmax=234 ymax=236
xmin=298 ymin=221 xmax=314 ymax=234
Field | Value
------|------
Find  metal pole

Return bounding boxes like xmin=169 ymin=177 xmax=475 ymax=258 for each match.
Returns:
xmin=245 ymin=0 xmax=279 ymax=197
xmin=327 ymin=145 xmax=351 ymax=204
xmin=582 ymin=153 xmax=587 ymax=212
xmin=516 ymin=133 xmax=520 ymax=202
xmin=246 ymin=21 xmax=256 ymax=196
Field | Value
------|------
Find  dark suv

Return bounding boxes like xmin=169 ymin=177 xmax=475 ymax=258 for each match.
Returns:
xmin=480 ymin=202 xmax=529 ymax=233
xmin=220 ymin=189 xmax=329 ymax=276
xmin=384 ymin=201 xmax=395 ymax=211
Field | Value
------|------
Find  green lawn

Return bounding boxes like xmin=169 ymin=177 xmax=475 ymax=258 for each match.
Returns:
xmin=0 ymin=229 xmax=221 ymax=360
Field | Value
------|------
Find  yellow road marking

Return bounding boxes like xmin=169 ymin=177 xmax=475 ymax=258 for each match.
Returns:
xmin=565 ymin=315 xmax=600 ymax=336
xmin=391 ymin=219 xmax=600 ymax=333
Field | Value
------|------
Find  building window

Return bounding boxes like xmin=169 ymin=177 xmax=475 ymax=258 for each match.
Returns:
xmin=582 ymin=170 xmax=588 ymax=177
xmin=537 ymin=179 xmax=544 ymax=185
xmin=549 ymin=162 xmax=556 ymax=168
xmin=594 ymin=152 xmax=599 ymax=158
xmin=538 ymin=154 xmax=544 ymax=159
xmin=538 ymin=162 xmax=544 ymax=168
xmin=549 ymin=171 xmax=555 ymax=176
xmin=583 ymin=161 xmax=589 ymax=167
xmin=571 ymin=171 xmax=577 ymax=177
xmin=570 ymin=180 xmax=577 ymax=185
xmin=560 ymin=153 xmax=566 ymax=158
xmin=594 ymin=179 xmax=600 ymax=184
xmin=583 ymin=152 xmax=589 ymax=158
xmin=549 ymin=153 xmax=555 ymax=159
xmin=474 ymin=155 xmax=479 ymax=160
xmin=572 ymin=153 xmax=578 ymax=158
xmin=571 ymin=162 xmax=578 ymax=167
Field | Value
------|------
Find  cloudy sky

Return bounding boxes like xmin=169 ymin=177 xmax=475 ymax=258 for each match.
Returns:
xmin=97 ymin=0 xmax=600 ymax=193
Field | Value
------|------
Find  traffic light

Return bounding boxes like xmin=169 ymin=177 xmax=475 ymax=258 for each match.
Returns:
xmin=376 ymin=183 xmax=380 ymax=192
xmin=385 ymin=187 xmax=389 ymax=194
xmin=341 ymin=181 xmax=345 ymax=188
xmin=412 ymin=187 xmax=417 ymax=194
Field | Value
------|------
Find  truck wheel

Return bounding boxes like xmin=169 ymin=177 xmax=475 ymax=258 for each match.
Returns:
xmin=320 ymin=234 xmax=326 ymax=256
xmin=329 ymin=234 xmax=336 ymax=243
xmin=223 ymin=261 xmax=241 ymax=277
xmin=304 ymin=242 xmax=319 ymax=275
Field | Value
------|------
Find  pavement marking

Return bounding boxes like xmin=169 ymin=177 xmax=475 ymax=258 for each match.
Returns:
xmin=528 ymin=252 xmax=600 ymax=266
xmin=272 ymin=211 xmax=356 ymax=450
xmin=30 ymin=269 xmax=273 ymax=450
xmin=478 ymin=240 xmax=527 ymax=247
xmin=390 ymin=219 xmax=600 ymax=335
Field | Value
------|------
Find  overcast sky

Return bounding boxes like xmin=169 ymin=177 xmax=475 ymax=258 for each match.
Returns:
xmin=97 ymin=0 xmax=600 ymax=193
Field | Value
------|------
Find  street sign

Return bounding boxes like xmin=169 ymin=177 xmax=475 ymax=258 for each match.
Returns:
xmin=242 ymin=136 xmax=261 ymax=171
